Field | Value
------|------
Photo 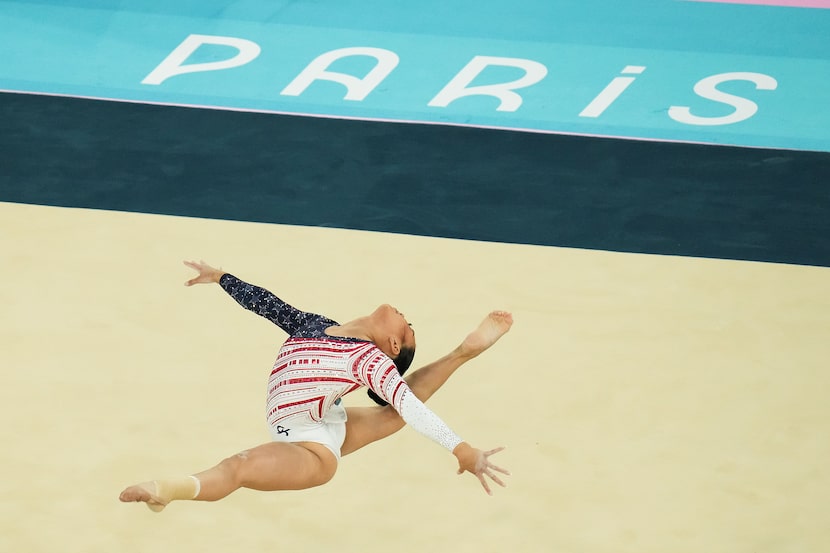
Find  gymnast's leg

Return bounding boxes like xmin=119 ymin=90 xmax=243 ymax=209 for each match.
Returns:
xmin=119 ymin=311 xmax=513 ymax=509
xmin=119 ymin=441 xmax=336 ymax=511
xmin=340 ymin=310 xmax=513 ymax=457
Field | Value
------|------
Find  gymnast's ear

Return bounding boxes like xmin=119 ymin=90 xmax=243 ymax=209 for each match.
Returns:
xmin=387 ymin=335 xmax=401 ymax=357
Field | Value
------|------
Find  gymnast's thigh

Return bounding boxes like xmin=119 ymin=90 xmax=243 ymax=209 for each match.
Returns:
xmin=237 ymin=440 xmax=338 ymax=491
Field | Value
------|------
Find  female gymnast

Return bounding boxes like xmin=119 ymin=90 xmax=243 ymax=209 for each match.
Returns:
xmin=120 ymin=260 xmax=512 ymax=511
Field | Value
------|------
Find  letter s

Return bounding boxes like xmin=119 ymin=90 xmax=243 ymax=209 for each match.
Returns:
xmin=668 ymin=72 xmax=777 ymax=126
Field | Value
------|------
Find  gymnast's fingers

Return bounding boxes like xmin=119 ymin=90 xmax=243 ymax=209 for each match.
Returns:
xmin=477 ymin=473 xmax=493 ymax=496
xmin=485 ymin=468 xmax=507 ymax=488
xmin=489 ymin=462 xmax=511 ymax=475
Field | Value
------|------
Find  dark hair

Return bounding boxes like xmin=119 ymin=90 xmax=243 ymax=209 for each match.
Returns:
xmin=367 ymin=345 xmax=416 ymax=406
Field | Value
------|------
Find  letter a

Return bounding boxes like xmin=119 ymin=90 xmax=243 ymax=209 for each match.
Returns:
xmin=281 ymin=47 xmax=399 ymax=101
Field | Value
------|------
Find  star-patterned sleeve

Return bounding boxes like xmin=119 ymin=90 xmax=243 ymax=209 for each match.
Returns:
xmin=219 ymin=273 xmax=311 ymax=335
xmin=353 ymin=347 xmax=463 ymax=452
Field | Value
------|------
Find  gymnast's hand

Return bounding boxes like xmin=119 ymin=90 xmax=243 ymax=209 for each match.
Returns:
xmin=183 ymin=260 xmax=224 ymax=286
xmin=453 ymin=442 xmax=510 ymax=495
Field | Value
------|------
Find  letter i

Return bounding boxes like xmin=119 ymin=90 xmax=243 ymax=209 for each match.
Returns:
xmin=579 ymin=66 xmax=646 ymax=118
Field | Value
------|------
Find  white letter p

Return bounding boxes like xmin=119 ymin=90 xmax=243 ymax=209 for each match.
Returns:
xmin=142 ymin=34 xmax=261 ymax=85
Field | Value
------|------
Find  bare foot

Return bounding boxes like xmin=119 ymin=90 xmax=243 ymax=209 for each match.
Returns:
xmin=460 ymin=311 xmax=513 ymax=358
xmin=119 ymin=482 xmax=167 ymax=512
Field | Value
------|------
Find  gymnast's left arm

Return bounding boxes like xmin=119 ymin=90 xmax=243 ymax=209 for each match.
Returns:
xmin=361 ymin=358 xmax=510 ymax=495
xmin=398 ymin=390 xmax=510 ymax=495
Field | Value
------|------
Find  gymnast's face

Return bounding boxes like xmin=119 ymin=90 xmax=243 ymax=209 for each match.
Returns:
xmin=375 ymin=304 xmax=416 ymax=353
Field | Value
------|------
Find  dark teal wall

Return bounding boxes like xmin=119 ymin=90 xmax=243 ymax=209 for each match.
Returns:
xmin=2 ymin=92 xmax=828 ymax=266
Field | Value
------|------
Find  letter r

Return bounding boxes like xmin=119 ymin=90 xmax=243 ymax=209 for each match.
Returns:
xmin=428 ymin=56 xmax=548 ymax=112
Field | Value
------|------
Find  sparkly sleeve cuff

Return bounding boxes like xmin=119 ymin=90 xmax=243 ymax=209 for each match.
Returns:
xmin=398 ymin=389 xmax=463 ymax=452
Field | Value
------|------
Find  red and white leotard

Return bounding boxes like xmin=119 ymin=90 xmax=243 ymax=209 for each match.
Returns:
xmin=220 ymin=273 xmax=463 ymax=452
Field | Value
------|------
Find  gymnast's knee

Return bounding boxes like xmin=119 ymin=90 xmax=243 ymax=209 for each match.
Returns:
xmin=311 ymin=467 xmax=336 ymax=488
xmin=305 ymin=447 xmax=339 ymax=487
xmin=216 ymin=451 xmax=248 ymax=483
xmin=312 ymin=456 xmax=338 ymax=487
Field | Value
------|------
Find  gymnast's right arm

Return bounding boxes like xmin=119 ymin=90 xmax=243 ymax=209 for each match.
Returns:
xmin=182 ymin=260 xmax=307 ymax=334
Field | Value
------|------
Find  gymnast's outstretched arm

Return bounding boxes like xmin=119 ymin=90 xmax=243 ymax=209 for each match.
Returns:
xmin=183 ymin=260 xmax=314 ymax=334
xmin=340 ymin=310 xmax=513 ymax=457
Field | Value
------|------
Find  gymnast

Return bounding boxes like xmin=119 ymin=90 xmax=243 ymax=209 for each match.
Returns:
xmin=119 ymin=260 xmax=512 ymax=511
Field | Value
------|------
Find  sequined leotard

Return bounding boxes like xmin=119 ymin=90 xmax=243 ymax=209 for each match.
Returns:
xmin=219 ymin=274 xmax=463 ymax=452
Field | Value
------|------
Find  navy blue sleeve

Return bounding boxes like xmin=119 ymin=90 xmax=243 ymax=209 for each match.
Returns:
xmin=219 ymin=273 xmax=313 ymax=335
